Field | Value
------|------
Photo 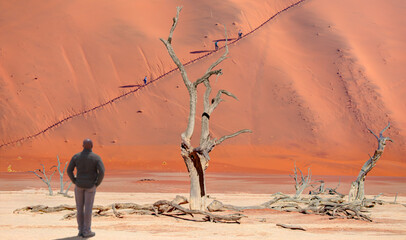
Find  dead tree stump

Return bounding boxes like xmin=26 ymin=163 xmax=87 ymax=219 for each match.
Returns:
xmin=349 ymin=123 xmax=393 ymax=202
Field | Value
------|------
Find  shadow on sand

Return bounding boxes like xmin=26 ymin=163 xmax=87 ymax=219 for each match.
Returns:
xmin=53 ymin=236 xmax=83 ymax=240
xmin=212 ymin=38 xmax=236 ymax=42
xmin=189 ymin=50 xmax=213 ymax=54
xmin=118 ymin=84 xmax=141 ymax=88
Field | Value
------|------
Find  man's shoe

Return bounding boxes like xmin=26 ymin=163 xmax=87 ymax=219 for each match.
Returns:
xmin=82 ymin=231 xmax=96 ymax=238
xmin=77 ymin=231 xmax=83 ymax=237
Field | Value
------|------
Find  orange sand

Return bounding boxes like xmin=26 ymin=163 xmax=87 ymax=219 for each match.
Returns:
xmin=0 ymin=0 xmax=405 ymax=176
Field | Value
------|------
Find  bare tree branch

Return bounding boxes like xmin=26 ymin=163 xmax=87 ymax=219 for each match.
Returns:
xmin=195 ymin=69 xmax=222 ymax=87
xmin=379 ymin=122 xmax=390 ymax=137
xmin=160 ymin=6 xmax=196 ymax=140
xmin=50 ymin=170 xmax=56 ymax=179
xmin=41 ymin=164 xmax=49 ymax=183
xmin=367 ymin=128 xmax=379 ymax=140
xmin=214 ymin=89 xmax=238 ymax=101
xmin=215 ymin=129 xmax=252 ymax=145
xmin=197 ymin=25 xmax=231 ymax=147
xmin=167 ymin=6 xmax=182 ymax=44
xmin=194 ymin=24 xmax=228 ymax=87
xmin=201 ymin=24 xmax=229 ymax=78
xmin=29 ymin=170 xmax=46 ymax=184
xmin=209 ymin=89 xmax=238 ymax=115
xmin=159 ymin=6 xmax=191 ymax=90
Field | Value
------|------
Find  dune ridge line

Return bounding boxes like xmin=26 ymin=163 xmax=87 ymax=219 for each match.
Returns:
xmin=0 ymin=0 xmax=307 ymax=148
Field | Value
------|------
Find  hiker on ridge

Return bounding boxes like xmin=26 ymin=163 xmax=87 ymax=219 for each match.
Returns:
xmin=144 ymin=76 xmax=147 ymax=85
xmin=214 ymin=41 xmax=219 ymax=51
xmin=67 ymin=139 xmax=105 ymax=238
xmin=238 ymin=29 xmax=243 ymax=38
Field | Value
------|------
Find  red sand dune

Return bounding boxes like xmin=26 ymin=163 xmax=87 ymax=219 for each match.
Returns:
xmin=0 ymin=0 xmax=405 ymax=176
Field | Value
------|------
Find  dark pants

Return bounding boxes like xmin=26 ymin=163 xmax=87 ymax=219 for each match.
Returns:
xmin=74 ymin=185 xmax=96 ymax=234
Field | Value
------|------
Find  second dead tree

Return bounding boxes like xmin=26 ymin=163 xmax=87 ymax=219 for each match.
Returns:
xmin=160 ymin=6 xmax=251 ymax=210
xmin=56 ymin=156 xmax=73 ymax=197
xmin=349 ymin=123 xmax=393 ymax=202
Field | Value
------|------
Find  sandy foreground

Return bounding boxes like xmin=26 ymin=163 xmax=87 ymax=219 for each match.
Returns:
xmin=1 ymin=172 xmax=405 ymax=239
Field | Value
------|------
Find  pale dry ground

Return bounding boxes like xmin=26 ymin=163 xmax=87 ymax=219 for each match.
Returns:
xmin=1 ymin=189 xmax=405 ymax=240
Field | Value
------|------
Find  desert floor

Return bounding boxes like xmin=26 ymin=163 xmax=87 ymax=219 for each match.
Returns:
xmin=1 ymin=171 xmax=405 ymax=239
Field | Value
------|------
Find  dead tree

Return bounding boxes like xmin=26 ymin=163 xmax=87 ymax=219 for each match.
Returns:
xmin=290 ymin=163 xmax=311 ymax=199
xmin=29 ymin=164 xmax=56 ymax=195
xmin=349 ymin=123 xmax=393 ymax=202
xmin=56 ymin=156 xmax=73 ymax=197
xmin=160 ymin=6 xmax=251 ymax=210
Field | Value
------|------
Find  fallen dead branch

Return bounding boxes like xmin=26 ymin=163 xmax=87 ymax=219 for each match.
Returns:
xmin=13 ymin=195 xmax=246 ymax=223
xmin=207 ymin=193 xmax=374 ymax=222
xmin=14 ymin=204 xmax=76 ymax=214
xmin=276 ymin=223 xmax=306 ymax=231
xmin=153 ymin=199 xmax=246 ymax=223
xmin=14 ymin=192 xmax=401 ymax=223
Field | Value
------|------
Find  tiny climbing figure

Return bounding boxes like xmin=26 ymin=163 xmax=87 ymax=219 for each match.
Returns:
xmin=214 ymin=41 xmax=219 ymax=51
xmin=143 ymin=76 xmax=147 ymax=85
xmin=238 ymin=29 xmax=242 ymax=38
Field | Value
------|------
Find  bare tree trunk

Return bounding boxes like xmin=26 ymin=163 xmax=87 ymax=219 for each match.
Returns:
xmin=349 ymin=123 xmax=393 ymax=202
xmin=161 ymin=7 xmax=251 ymax=210
xmin=182 ymin=150 xmax=207 ymax=210
xmin=56 ymin=156 xmax=67 ymax=194
xmin=188 ymin=158 xmax=206 ymax=210
xmin=56 ymin=156 xmax=73 ymax=197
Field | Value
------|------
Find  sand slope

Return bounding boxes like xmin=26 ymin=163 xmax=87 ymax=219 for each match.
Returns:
xmin=0 ymin=0 xmax=405 ymax=175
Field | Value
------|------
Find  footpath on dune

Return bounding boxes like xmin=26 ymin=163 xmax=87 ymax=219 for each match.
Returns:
xmin=0 ymin=0 xmax=307 ymax=149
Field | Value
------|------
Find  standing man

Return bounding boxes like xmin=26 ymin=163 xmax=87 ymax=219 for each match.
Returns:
xmin=214 ymin=40 xmax=219 ymax=51
xmin=143 ymin=76 xmax=147 ymax=85
xmin=67 ymin=139 xmax=105 ymax=238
